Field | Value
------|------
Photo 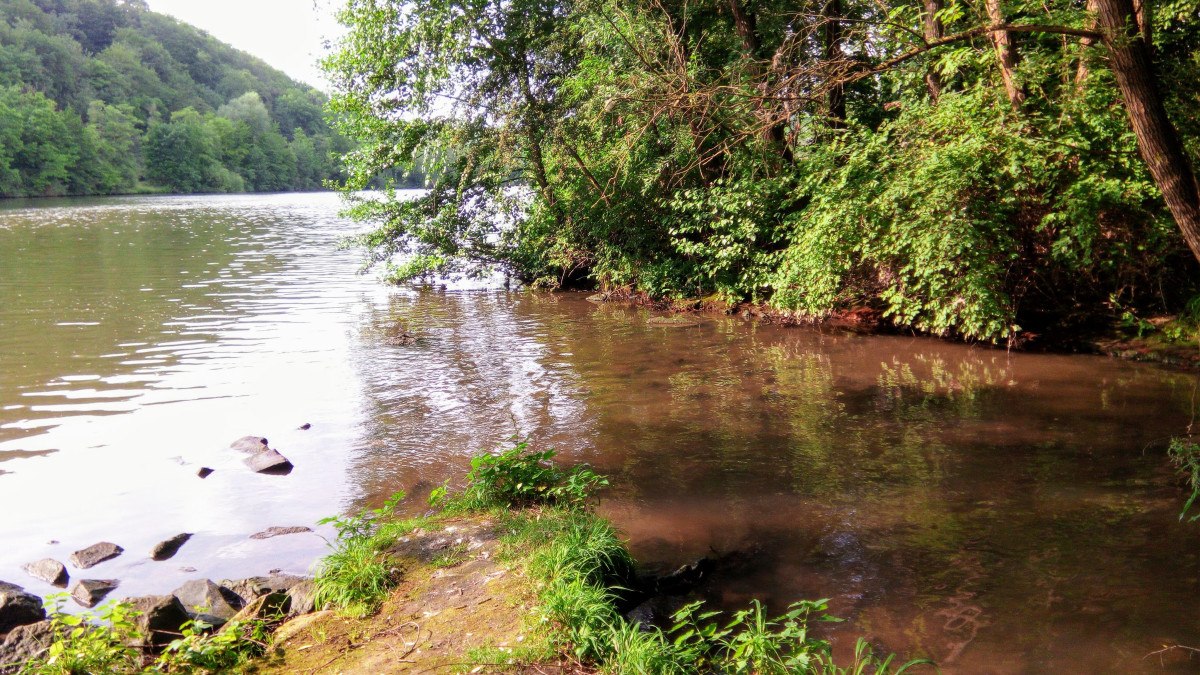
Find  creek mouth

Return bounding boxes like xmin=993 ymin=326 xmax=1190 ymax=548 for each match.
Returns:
xmin=0 ymin=193 xmax=1197 ymax=672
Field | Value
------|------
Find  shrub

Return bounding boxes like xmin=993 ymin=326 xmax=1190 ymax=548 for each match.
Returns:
xmin=450 ymin=442 xmax=608 ymax=511
xmin=21 ymin=597 xmax=142 ymax=675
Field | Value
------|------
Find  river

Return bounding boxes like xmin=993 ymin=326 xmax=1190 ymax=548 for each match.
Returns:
xmin=0 ymin=192 xmax=1197 ymax=672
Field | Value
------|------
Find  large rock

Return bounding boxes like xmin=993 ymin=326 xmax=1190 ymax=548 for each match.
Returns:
xmin=219 ymin=574 xmax=314 ymax=616
xmin=220 ymin=574 xmax=305 ymax=605
xmin=150 ymin=534 xmax=193 ymax=561
xmin=230 ymin=436 xmax=269 ymax=453
xmin=128 ymin=595 xmax=190 ymax=648
xmin=69 ymin=579 xmax=118 ymax=608
xmin=172 ymin=579 xmax=243 ymax=627
xmin=21 ymin=559 xmax=67 ymax=587
xmin=285 ymin=579 xmax=317 ymax=615
xmin=0 ymin=621 xmax=52 ymax=672
xmin=68 ymin=542 xmax=123 ymax=569
xmin=249 ymin=526 xmax=312 ymax=540
xmin=222 ymin=592 xmax=291 ymax=625
xmin=243 ymin=449 xmax=293 ymax=475
xmin=0 ymin=582 xmax=45 ymax=635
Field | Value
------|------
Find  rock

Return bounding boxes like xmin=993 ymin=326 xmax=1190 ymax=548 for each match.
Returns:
xmin=230 ymin=436 xmax=269 ymax=453
xmin=223 ymin=592 xmax=291 ymax=626
xmin=298 ymin=423 xmax=311 ymax=430
xmin=0 ymin=582 xmax=45 ymax=635
xmin=624 ymin=595 xmax=689 ymax=629
xmin=0 ymin=621 xmax=52 ymax=672
xmin=271 ymin=611 xmax=332 ymax=644
xmin=249 ymin=526 xmax=312 ymax=540
xmin=652 ymin=558 xmax=714 ymax=596
xmin=21 ymin=559 xmax=67 ymax=587
xmin=70 ymin=579 xmax=118 ymax=608
xmin=150 ymin=534 xmax=193 ymax=561
xmin=220 ymin=574 xmax=305 ymax=605
xmin=285 ymin=580 xmax=317 ymax=615
xmin=172 ymin=580 xmax=243 ymax=627
xmin=647 ymin=315 xmax=702 ymax=328
xmin=68 ymin=542 xmax=123 ymax=569
xmin=196 ymin=467 xmax=214 ymax=479
xmin=128 ymin=595 xmax=190 ymax=648
xmin=243 ymin=449 xmax=293 ymax=475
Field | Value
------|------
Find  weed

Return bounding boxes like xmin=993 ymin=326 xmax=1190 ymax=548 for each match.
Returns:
xmin=1169 ymin=438 xmax=1200 ymax=521
xmin=313 ymin=490 xmax=407 ymax=618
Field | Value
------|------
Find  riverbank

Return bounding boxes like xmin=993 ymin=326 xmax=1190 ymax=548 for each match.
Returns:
xmin=586 ymin=289 xmax=1200 ymax=369
xmin=2 ymin=447 xmax=933 ymax=674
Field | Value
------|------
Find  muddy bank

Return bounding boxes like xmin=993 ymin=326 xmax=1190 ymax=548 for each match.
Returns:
xmin=587 ymin=289 xmax=1200 ymax=368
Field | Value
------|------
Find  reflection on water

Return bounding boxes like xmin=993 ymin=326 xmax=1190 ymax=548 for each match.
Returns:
xmin=1 ymin=194 xmax=1198 ymax=672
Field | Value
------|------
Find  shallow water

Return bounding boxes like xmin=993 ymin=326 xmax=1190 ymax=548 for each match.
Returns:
xmin=0 ymin=193 xmax=1197 ymax=672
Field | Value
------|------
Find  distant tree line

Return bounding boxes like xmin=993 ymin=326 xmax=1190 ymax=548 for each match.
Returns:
xmin=0 ymin=0 xmax=349 ymax=197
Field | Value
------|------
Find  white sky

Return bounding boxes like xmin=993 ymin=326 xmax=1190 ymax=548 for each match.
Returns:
xmin=146 ymin=0 xmax=343 ymax=90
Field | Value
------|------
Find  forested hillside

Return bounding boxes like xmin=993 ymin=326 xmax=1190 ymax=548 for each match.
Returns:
xmin=0 ymin=0 xmax=347 ymax=197
xmin=328 ymin=0 xmax=1200 ymax=342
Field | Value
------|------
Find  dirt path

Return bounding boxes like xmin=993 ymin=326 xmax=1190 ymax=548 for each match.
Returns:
xmin=256 ymin=518 xmax=546 ymax=674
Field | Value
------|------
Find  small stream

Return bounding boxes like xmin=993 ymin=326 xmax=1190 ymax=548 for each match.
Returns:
xmin=0 ymin=192 xmax=1196 ymax=672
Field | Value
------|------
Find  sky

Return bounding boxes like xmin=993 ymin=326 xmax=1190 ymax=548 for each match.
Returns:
xmin=146 ymin=0 xmax=343 ymax=90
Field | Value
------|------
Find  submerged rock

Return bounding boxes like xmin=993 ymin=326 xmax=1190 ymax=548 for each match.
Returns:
xmin=68 ymin=542 xmax=123 ymax=569
xmin=21 ymin=559 xmax=67 ymax=587
xmin=0 ymin=582 xmax=45 ymax=634
xmin=249 ymin=526 xmax=312 ymax=540
xmin=0 ymin=621 xmax=52 ymax=671
xmin=647 ymin=315 xmax=702 ymax=328
xmin=128 ymin=595 xmax=190 ymax=648
xmin=244 ymin=449 xmax=293 ymax=475
xmin=150 ymin=533 xmax=193 ymax=561
xmin=172 ymin=579 xmax=243 ymax=627
xmin=70 ymin=579 xmax=118 ymax=608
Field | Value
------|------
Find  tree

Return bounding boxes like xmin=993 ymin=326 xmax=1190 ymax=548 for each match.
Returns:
xmin=0 ymin=86 xmax=77 ymax=196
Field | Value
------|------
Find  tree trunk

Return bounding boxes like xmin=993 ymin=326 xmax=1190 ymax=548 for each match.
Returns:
xmin=1095 ymin=0 xmax=1200 ymax=263
xmin=1075 ymin=0 xmax=1098 ymax=85
xmin=924 ymin=0 xmax=945 ymax=100
xmin=986 ymin=0 xmax=1026 ymax=109
xmin=823 ymin=0 xmax=846 ymax=123
xmin=729 ymin=0 xmax=791 ymax=158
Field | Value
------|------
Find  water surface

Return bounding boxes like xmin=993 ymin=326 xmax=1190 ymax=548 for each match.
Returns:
xmin=0 ymin=193 xmax=1197 ymax=672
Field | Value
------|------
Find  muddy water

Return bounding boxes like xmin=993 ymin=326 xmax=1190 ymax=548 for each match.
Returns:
xmin=1 ymin=193 xmax=1197 ymax=672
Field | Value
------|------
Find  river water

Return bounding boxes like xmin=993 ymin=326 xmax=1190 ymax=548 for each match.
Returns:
xmin=0 ymin=192 xmax=1197 ymax=672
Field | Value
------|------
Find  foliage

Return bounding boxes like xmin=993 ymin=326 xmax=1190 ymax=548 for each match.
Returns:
xmin=0 ymin=0 xmax=347 ymax=196
xmin=328 ymin=0 xmax=1200 ymax=342
xmin=21 ymin=596 xmax=142 ymax=675
xmin=313 ymin=490 xmax=407 ymax=617
xmin=451 ymin=443 xmax=610 ymax=511
xmin=1168 ymin=437 xmax=1200 ymax=522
